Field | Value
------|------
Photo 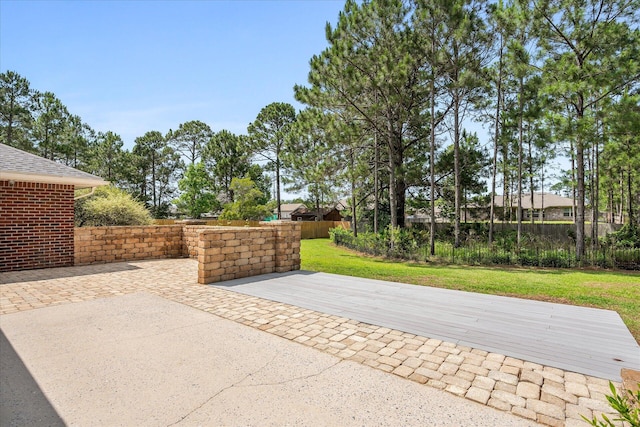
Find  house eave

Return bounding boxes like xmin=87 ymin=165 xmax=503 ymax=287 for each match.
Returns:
xmin=0 ymin=171 xmax=110 ymax=189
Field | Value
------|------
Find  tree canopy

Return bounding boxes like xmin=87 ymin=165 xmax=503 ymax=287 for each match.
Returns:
xmin=2 ymin=0 xmax=638 ymax=253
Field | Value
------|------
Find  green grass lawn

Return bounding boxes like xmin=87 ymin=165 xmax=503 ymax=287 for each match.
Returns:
xmin=301 ymin=238 xmax=640 ymax=343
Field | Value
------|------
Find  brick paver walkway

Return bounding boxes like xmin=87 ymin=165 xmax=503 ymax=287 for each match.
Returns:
xmin=0 ymin=259 xmax=621 ymax=427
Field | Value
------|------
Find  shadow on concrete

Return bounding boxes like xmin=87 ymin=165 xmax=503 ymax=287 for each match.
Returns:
xmin=0 ymin=262 xmax=141 ymax=284
xmin=0 ymin=329 xmax=65 ymax=426
xmin=212 ymin=269 xmax=317 ymax=288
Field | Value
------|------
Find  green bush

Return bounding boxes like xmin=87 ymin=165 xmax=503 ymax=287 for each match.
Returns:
xmin=593 ymin=252 xmax=614 ymax=269
xmin=583 ymin=381 xmax=639 ymax=427
xmin=609 ymin=225 xmax=640 ymax=249
xmin=612 ymin=248 xmax=640 ymax=270
xmin=330 ymin=226 xmax=639 ymax=270
xmin=219 ymin=177 xmax=272 ymax=221
xmin=462 ymin=249 xmax=486 ymax=265
xmin=75 ymin=186 xmax=153 ymax=226
xmin=488 ymin=252 xmax=512 ymax=265
xmin=539 ymin=251 xmax=572 ymax=268
xmin=518 ymin=250 xmax=540 ymax=267
xmin=494 ymin=230 xmax=517 ymax=252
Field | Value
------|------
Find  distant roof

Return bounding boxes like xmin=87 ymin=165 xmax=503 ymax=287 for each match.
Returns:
xmin=291 ymin=206 xmax=340 ymax=216
xmin=0 ymin=143 xmax=108 ymax=188
xmin=493 ymin=193 xmax=574 ymax=209
xmin=279 ymin=203 xmax=307 ymax=213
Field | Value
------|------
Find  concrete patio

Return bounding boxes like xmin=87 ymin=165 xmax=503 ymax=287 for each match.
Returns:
xmin=3 ymin=292 xmax=534 ymax=426
xmin=1 ymin=258 xmax=636 ymax=426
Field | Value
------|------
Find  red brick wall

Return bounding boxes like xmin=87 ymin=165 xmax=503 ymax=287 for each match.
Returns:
xmin=0 ymin=180 xmax=75 ymax=272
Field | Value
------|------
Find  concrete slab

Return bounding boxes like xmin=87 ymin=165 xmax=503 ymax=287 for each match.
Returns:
xmin=1 ymin=292 xmax=538 ymax=426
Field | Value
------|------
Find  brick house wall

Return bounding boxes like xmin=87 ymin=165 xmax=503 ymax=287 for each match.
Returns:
xmin=0 ymin=180 xmax=75 ymax=272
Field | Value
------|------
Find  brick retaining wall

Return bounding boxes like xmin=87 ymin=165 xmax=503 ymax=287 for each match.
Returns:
xmin=182 ymin=222 xmax=208 ymax=259
xmin=73 ymin=221 xmax=301 ymax=283
xmin=263 ymin=221 xmax=302 ymax=273
xmin=74 ymin=225 xmax=184 ymax=265
xmin=197 ymin=222 xmax=301 ymax=284
xmin=197 ymin=227 xmax=276 ymax=284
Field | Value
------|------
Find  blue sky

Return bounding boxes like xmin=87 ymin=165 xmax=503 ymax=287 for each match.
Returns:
xmin=1 ymin=0 xmax=345 ymax=149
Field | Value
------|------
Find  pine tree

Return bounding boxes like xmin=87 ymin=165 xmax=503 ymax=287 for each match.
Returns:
xmin=534 ymin=0 xmax=640 ymax=259
xmin=247 ymin=102 xmax=296 ymax=220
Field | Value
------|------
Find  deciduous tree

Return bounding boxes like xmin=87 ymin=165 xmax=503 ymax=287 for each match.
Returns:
xmin=219 ymin=177 xmax=272 ymax=221
xmin=174 ymin=162 xmax=219 ymax=219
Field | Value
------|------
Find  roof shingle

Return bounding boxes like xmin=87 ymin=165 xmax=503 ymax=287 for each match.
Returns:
xmin=0 ymin=143 xmax=108 ymax=188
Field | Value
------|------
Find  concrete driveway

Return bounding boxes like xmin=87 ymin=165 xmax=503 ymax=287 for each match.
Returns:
xmin=1 ymin=290 xmax=536 ymax=426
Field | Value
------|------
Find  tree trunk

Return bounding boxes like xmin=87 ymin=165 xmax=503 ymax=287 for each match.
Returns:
xmin=429 ymin=73 xmax=436 ymax=255
xmin=517 ymin=76 xmax=524 ymax=246
xmin=464 ymin=189 xmax=467 ymax=223
xmin=608 ymin=187 xmax=613 ymax=224
xmin=620 ymin=172 xmax=625 ymax=224
xmin=575 ymin=129 xmax=586 ymax=261
xmin=594 ymin=121 xmax=601 ymax=240
xmin=276 ymin=146 xmax=281 ymax=220
xmin=489 ymin=41 xmax=503 ymax=244
xmin=351 ymin=148 xmax=358 ymax=237
xmin=453 ymin=91 xmax=461 ymax=247
xmin=502 ymin=135 xmax=509 ymax=223
xmin=313 ymin=181 xmax=320 ymax=221
xmin=374 ymin=130 xmax=379 ymax=234
xmin=588 ymin=135 xmax=595 ymax=246
xmin=574 ymin=91 xmax=587 ymax=261
xmin=628 ymin=158 xmax=634 ymax=228
xmin=528 ymin=133 xmax=534 ymax=225
xmin=570 ymin=137 xmax=576 ymax=222
xmin=152 ymin=153 xmax=157 ymax=211
xmin=388 ymin=144 xmax=397 ymax=229
xmin=388 ymin=131 xmax=405 ymax=229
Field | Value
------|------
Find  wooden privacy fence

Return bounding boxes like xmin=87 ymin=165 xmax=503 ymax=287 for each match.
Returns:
xmin=154 ymin=219 xmax=349 ymax=239
xmin=300 ymin=221 xmax=350 ymax=239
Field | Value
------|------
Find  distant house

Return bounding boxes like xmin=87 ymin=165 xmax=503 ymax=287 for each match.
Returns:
xmin=406 ymin=193 xmax=581 ymax=225
xmin=406 ymin=206 xmax=446 ymax=224
xmin=491 ymin=193 xmax=575 ymax=221
xmin=0 ymin=143 xmax=108 ymax=272
xmin=290 ymin=206 xmax=343 ymax=222
xmin=278 ymin=203 xmax=307 ymax=220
